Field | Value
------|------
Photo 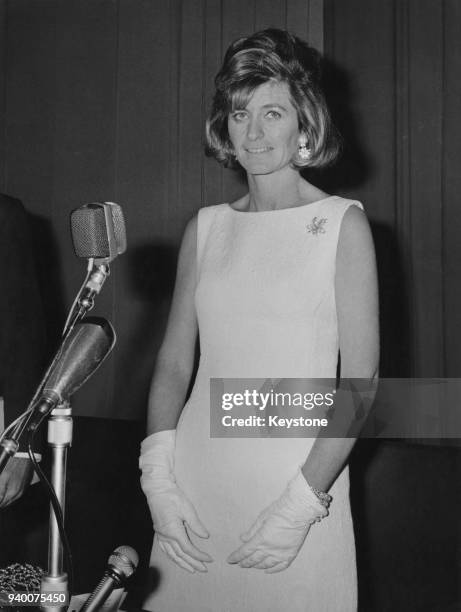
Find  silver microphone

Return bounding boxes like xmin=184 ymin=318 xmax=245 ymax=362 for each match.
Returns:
xmin=27 ymin=318 xmax=116 ymax=432
xmin=80 ymin=546 xmax=139 ymax=612
xmin=0 ymin=318 xmax=116 ymax=469
xmin=69 ymin=202 xmax=127 ymax=312
xmin=70 ymin=202 xmax=127 ymax=264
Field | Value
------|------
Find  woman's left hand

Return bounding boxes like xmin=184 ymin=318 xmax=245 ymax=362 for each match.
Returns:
xmin=226 ymin=469 xmax=329 ymax=573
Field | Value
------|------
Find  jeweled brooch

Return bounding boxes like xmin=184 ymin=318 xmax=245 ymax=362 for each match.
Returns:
xmin=306 ymin=217 xmax=327 ymax=235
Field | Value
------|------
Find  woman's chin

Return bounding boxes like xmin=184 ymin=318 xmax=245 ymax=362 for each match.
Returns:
xmin=237 ymin=154 xmax=294 ymax=177
xmin=239 ymin=161 xmax=283 ymax=176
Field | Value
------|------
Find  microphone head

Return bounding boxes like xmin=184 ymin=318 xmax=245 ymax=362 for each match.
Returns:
xmin=108 ymin=546 xmax=139 ymax=580
xmin=71 ymin=202 xmax=127 ymax=262
xmin=104 ymin=202 xmax=127 ymax=256
xmin=43 ymin=317 xmax=116 ymax=403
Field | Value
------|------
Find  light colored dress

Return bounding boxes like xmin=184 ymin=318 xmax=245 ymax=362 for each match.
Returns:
xmin=143 ymin=196 xmax=362 ymax=612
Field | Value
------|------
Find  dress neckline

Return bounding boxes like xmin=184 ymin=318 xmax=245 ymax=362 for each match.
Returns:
xmin=226 ymin=195 xmax=335 ymax=215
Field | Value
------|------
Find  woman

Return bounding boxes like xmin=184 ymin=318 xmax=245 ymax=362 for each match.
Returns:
xmin=140 ymin=29 xmax=379 ymax=612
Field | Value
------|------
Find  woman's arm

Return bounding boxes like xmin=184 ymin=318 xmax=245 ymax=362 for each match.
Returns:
xmin=141 ymin=214 xmax=214 ymax=573
xmin=147 ymin=214 xmax=198 ymax=435
xmin=301 ymin=204 xmax=379 ymax=491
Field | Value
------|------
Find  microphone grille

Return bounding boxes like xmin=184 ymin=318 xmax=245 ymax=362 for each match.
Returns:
xmin=108 ymin=546 xmax=139 ymax=579
xmin=71 ymin=203 xmax=111 ymax=259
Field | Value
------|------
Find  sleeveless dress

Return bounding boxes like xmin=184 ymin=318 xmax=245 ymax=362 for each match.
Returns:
xmin=143 ymin=196 xmax=363 ymax=612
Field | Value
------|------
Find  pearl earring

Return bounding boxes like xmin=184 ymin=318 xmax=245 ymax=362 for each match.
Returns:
xmin=298 ymin=139 xmax=311 ymax=161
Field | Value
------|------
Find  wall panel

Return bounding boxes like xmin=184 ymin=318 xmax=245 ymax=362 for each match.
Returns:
xmin=51 ymin=0 xmax=119 ymax=415
xmin=4 ymin=0 xmax=57 ymax=219
xmin=3 ymin=0 xmax=63 ymax=344
xmin=326 ymin=0 xmax=461 ymax=379
xmin=177 ymin=0 xmax=206 ymax=229
xmin=443 ymin=0 xmax=461 ymax=376
xmin=286 ymin=0 xmax=310 ymax=44
xmin=324 ymin=6 xmax=461 ymax=609
xmin=113 ymin=0 xmax=181 ymax=416
xmin=324 ymin=0 xmax=402 ymax=377
xmin=407 ymin=0 xmax=444 ymax=375
xmin=203 ymin=0 xmax=224 ymax=206
xmin=0 ymin=0 xmax=7 ymax=186
xmin=253 ymin=0 xmax=286 ymax=31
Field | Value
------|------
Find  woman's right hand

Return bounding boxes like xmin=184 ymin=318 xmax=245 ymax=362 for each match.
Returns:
xmin=149 ymin=484 xmax=213 ymax=573
xmin=139 ymin=429 xmax=213 ymax=573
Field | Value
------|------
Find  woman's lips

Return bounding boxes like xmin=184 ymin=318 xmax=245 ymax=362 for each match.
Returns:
xmin=244 ymin=147 xmax=273 ymax=154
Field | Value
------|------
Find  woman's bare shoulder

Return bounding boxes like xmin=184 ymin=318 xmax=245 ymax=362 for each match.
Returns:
xmin=338 ymin=204 xmax=374 ymax=264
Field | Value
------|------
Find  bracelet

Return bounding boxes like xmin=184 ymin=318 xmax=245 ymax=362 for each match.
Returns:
xmin=308 ymin=484 xmax=332 ymax=508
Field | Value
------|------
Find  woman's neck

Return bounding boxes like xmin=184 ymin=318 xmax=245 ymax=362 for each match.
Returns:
xmin=245 ymin=168 xmax=325 ymax=212
xmin=246 ymin=168 xmax=300 ymax=212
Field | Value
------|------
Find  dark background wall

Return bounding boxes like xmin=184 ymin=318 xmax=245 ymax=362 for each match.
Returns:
xmin=1 ymin=1 xmax=460 ymax=610
xmin=324 ymin=0 xmax=461 ymax=382
xmin=324 ymin=2 xmax=461 ymax=609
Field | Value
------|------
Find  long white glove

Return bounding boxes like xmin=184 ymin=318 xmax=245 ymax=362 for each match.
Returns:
xmin=227 ymin=468 xmax=329 ymax=573
xmin=139 ymin=430 xmax=213 ymax=573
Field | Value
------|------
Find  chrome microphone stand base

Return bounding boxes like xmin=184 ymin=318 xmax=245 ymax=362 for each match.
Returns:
xmin=40 ymin=573 xmax=68 ymax=612
xmin=40 ymin=403 xmax=73 ymax=612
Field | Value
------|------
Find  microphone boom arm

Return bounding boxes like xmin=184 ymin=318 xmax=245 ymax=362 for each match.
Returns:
xmin=63 ymin=263 xmax=110 ymax=336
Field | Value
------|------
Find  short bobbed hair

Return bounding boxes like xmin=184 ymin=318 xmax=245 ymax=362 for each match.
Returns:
xmin=206 ymin=28 xmax=340 ymax=169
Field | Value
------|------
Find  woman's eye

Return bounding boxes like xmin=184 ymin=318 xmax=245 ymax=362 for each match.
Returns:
xmin=266 ymin=110 xmax=282 ymax=119
xmin=231 ymin=111 xmax=247 ymax=122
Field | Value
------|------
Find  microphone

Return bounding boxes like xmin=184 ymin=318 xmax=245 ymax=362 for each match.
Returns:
xmin=69 ymin=203 xmax=127 ymax=312
xmin=71 ymin=202 xmax=127 ymax=264
xmin=27 ymin=318 xmax=116 ymax=431
xmin=81 ymin=546 xmax=139 ymax=612
xmin=0 ymin=318 xmax=116 ymax=470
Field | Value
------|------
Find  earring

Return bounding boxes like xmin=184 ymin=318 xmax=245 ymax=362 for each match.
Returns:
xmin=298 ymin=139 xmax=311 ymax=161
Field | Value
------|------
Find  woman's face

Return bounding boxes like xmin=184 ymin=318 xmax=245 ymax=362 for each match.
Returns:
xmin=227 ymin=80 xmax=301 ymax=176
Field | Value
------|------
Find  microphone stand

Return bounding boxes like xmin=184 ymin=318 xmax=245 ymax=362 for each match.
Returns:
xmin=36 ymin=266 xmax=105 ymax=610
xmin=40 ymin=402 xmax=73 ymax=612
xmin=63 ymin=263 xmax=110 ymax=337
xmin=0 ymin=256 xmax=115 ymax=609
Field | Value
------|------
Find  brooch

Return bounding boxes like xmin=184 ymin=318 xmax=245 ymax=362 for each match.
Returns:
xmin=306 ymin=217 xmax=327 ymax=235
